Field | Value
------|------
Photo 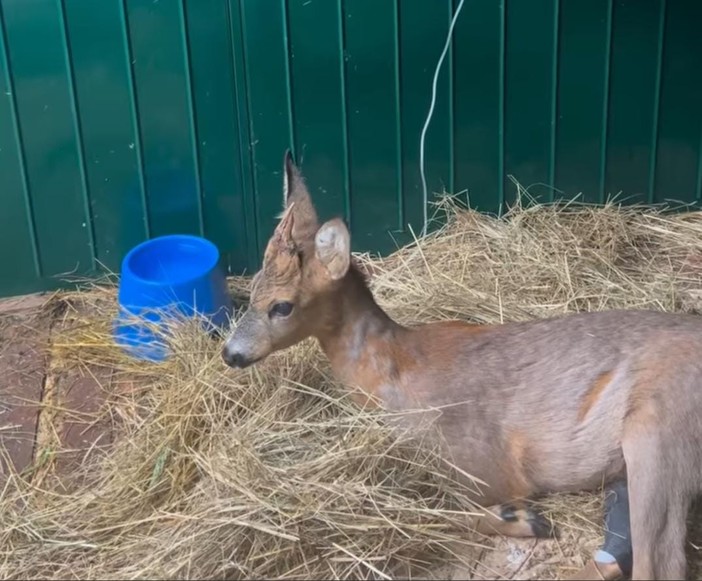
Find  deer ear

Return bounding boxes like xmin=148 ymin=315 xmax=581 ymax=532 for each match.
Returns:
xmin=282 ymin=150 xmax=319 ymax=243
xmin=282 ymin=149 xmax=295 ymax=207
xmin=314 ymin=218 xmax=350 ymax=281
xmin=264 ymin=203 xmax=296 ymax=261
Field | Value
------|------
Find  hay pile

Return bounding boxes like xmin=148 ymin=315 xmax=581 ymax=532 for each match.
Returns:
xmin=2 ymin=194 xmax=702 ymax=580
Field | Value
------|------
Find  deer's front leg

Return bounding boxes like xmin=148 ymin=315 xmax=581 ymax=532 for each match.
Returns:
xmin=472 ymin=502 xmax=557 ymax=538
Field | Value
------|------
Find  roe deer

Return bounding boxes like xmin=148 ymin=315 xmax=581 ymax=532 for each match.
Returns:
xmin=222 ymin=151 xmax=702 ymax=580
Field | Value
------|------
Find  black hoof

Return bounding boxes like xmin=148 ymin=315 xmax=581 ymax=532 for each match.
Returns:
xmin=500 ymin=504 xmax=559 ymax=539
xmin=527 ymin=509 xmax=558 ymax=539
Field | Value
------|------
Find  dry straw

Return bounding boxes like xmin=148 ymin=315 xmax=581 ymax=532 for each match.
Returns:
xmin=3 ymin=190 xmax=702 ymax=580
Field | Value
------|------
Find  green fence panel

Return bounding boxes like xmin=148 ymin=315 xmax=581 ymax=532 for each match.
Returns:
xmin=1 ymin=0 xmax=701 ymax=298
xmin=452 ymin=0 xmax=502 ymax=212
xmin=555 ymin=0 xmax=611 ymax=204
xmin=653 ymin=0 xmax=702 ymax=206
xmin=183 ymin=0 xmax=252 ymax=274
xmin=2 ymin=0 xmax=95 ymax=290
xmin=63 ymin=0 xmax=146 ymax=273
xmin=0 ymin=2 xmax=40 ymax=298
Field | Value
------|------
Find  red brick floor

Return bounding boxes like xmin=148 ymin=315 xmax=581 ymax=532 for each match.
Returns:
xmin=0 ymin=306 xmax=50 ymax=481
xmin=0 ymin=294 xmax=115 ymax=486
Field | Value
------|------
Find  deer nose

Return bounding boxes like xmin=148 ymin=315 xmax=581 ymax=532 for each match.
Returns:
xmin=222 ymin=347 xmax=250 ymax=369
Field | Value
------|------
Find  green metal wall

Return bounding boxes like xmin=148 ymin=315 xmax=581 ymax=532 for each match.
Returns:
xmin=1 ymin=0 xmax=701 ymax=298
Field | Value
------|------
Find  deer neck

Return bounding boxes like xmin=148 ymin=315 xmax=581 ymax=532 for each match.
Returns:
xmin=315 ymin=267 xmax=404 ymax=390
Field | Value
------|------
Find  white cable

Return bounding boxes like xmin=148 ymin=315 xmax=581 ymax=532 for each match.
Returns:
xmin=418 ymin=0 xmax=467 ymax=236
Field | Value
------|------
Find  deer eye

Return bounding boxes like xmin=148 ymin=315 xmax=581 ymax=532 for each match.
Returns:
xmin=269 ymin=301 xmax=294 ymax=318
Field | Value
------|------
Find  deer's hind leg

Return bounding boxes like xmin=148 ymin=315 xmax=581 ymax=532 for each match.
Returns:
xmin=623 ymin=420 xmax=690 ymax=580
xmin=566 ymin=479 xmax=632 ymax=581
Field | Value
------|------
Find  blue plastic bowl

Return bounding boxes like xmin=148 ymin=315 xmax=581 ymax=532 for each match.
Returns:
xmin=114 ymin=234 xmax=233 ymax=362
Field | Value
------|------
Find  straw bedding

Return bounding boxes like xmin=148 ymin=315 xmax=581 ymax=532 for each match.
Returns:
xmin=2 ymin=193 xmax=702 ymax=580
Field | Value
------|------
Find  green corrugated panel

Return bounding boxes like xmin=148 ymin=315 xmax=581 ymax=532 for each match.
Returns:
xmin=0 ymin=1 xmax=40 ymax=298
xmin=1 ymin=0 xmax=701 ymax=298
xmin=2 ymin=0 xmax=95 ymax=293
xmin=555 ymin=0 xmax=611 ymax=204
xmin=63 ymin=0 xmax=146 ymax=273
xmin=653 ymin=0 xmax=702 ymax=206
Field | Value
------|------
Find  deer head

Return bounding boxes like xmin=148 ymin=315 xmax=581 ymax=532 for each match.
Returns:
xmin=222 ymin=151 xmax=352 ymax=368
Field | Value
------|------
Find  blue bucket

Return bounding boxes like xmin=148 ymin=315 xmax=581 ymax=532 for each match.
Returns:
xmin=114 ymin=234 xmax=233 ymax=362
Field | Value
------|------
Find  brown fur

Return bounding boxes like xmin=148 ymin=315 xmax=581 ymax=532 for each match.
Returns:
xmin=505 ymin=430 xmax=533 ymax=500
xmin=223 ymin=152 xmax=702 ymax=580
xmin=579 ymin=370 xmax=614 ymax=422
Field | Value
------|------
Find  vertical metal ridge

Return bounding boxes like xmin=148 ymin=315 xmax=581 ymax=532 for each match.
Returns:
xmin=337 ymin=0 xmax=351 ymax=225
xmin=178 ymin=0 xmax=205 ymax=237
xmin=281 ymin=0 xmax=296 ymax=155
xmin=498 ymin=0 xmax=506 ymax=212
xmin=57 ymin=0 xmax=97 ymax=270
xmin=392 ymin=0 xmax=403 ymax=229
xmin=598 ymin=0 xmax=614 ymax=204
xmin=237 ymin=0 xmax=261 ymax=257
xmin=0 ymin=3 xmax=42 ymax=277
xmin=120 ymin=0 xmax=150 ymax=238
xmin=648 ymin=0 xmax=666 ymax=205
xmin=548 ymin=0 xmax=560 ymax=200
xmin=225 ymin=0 xmax=257 ymax=270
xmin=447 ymin=0 xmax=455 ymax=197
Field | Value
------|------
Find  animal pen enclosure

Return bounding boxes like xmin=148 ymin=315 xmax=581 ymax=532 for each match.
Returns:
xmin=3 ymin=2 xmax=702 ymax=579
xmin=1 ymin=0 xmax=701 ymax=298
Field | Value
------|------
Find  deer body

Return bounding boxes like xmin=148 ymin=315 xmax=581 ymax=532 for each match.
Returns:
xmin=318 ymin=276 xmax=702 ymax=505
xmin=223 ymin=151 xmax=702 ymax=580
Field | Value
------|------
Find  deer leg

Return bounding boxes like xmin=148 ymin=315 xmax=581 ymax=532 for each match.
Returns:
xmin=623 ymin=425 xmax=689 ymax=580
xmin=566 ymin=479 xmax=631 ymax=581
xmin=472 ymin=502 xmax=557 ymax=539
